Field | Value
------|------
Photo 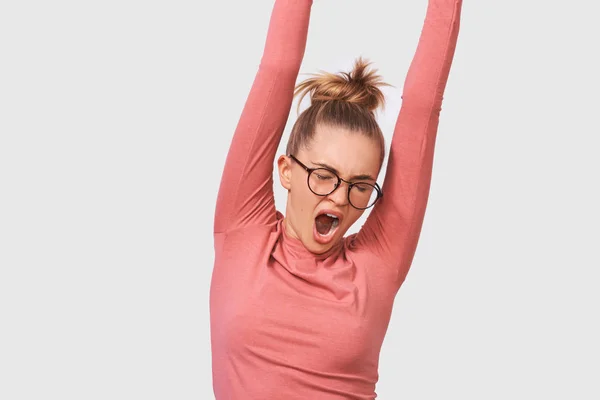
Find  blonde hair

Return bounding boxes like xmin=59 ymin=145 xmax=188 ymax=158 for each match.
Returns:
xmin=286 ymin=57 xmax=390 ymax=166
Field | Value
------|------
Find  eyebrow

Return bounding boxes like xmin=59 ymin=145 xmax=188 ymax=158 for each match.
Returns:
xmin=312 ymin=161 xmax=376 ymax=181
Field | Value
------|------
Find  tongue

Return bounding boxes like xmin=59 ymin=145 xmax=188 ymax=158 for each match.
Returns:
xmin=315 ymin=214 xmax=334 ymax=235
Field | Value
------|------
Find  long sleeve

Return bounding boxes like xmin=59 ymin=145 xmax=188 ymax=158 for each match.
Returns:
xmin=214 ymin=0 xmax=313 ymax=234
xmin=355 ymin=0 xmax=463 ymax=283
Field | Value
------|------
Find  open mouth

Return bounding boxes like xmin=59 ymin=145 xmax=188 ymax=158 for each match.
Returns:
xmin=314 ymin=211 xmax=342 ymax=243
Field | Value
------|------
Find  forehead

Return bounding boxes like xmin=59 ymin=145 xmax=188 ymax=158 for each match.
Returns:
xmin=300 ymin=125 xmax=381 ymax=178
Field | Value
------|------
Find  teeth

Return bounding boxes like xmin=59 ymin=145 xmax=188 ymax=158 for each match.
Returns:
xmin=325 ymin=213 xmax=340 ymax=229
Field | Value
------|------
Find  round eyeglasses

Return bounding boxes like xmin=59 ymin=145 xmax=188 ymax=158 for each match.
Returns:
xmin=288 ymin=154 xmax=383 ymax=210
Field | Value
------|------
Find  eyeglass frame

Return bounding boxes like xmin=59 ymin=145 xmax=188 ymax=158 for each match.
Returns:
xmin=287 ymin=154 xmax=383 ymax=210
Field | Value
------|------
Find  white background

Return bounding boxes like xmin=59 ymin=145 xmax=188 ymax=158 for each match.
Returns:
xmin=1 ymin=0 xmax=599 ymax=399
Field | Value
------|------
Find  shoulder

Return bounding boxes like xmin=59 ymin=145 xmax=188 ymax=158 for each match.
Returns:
xmin=343 ymin=233 xmax=402 ymax=289
xmin=214 ymin=211 xmax=284 ymax=254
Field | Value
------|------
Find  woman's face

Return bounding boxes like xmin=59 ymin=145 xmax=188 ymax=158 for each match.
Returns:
xmin=277 ymin=124 xmax=382 ymax=254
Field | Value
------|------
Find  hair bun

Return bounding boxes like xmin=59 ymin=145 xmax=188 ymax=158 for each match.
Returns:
xmin=295 ymin=57 xmax=389 ymax=112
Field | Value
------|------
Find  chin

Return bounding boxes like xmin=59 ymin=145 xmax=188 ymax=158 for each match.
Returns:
xmin=304 ymin=225 xmax=346 ymax=255
xmin=304 ymin=240 xmax=336 ymax=255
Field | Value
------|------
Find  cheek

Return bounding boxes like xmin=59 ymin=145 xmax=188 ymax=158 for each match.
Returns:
xmin=290 ymin=176 xmax=319 ymax=213
xmin=344 ymin=209 xmax=364 ymax=228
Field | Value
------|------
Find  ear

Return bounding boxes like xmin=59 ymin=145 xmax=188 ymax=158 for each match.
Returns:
xmin=277 ymin=155 xmax=292 ymax=191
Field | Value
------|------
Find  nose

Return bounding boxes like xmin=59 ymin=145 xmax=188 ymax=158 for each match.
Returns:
xmin=326 ymin=181 xmax=350 ymax=206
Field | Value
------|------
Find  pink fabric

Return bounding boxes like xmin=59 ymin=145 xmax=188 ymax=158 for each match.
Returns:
xmin=211 ymin=0 xmax=462 ymax=398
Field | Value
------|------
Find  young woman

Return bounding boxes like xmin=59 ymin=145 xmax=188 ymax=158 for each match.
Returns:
xmin=211 ymin=0 xmax=462 ymax=398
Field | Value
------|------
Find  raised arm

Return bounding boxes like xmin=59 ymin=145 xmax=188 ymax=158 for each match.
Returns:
xmin=214 ymin=0 xmax=313 ymax=234
xmin=355 ymin=0 xmax=463 ymax=282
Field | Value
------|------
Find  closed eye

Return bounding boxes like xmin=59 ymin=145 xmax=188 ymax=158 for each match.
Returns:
xmin=315 ymin=173 xmax=333 ymax=180
xmin=352 ymin=183 xmax=374 ymax=193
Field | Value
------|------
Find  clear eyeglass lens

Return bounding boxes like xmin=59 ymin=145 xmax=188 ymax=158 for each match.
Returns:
xmin=349 ymin=183 xmax=378 ymax=209
xmin=308 ymin=169 xmax=338 ymax=195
